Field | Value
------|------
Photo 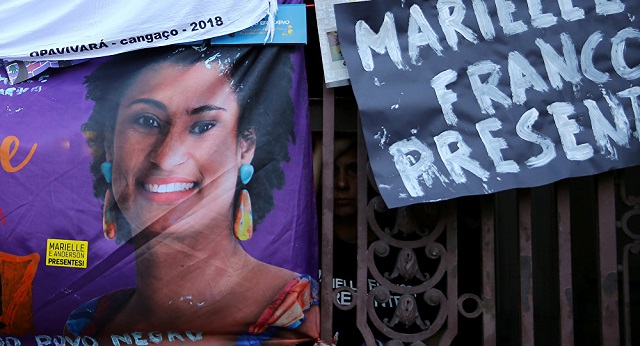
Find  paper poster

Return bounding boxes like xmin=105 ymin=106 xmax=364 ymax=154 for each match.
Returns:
xmin=336 ymin=0 xmax=640 ymax=207
xmin=210 ymin=4 xmax=307 ymax=45
xmin=314 ymin=0 xmax=367 ymax=87
xmin=0 ymin=43 xmax=319 ymax=345
xmin=1 ymin=60 xmax=87 ymax=85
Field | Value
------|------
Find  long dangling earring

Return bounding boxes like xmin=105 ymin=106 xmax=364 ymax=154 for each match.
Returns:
xmin=234 ymin=163 xmax=254 ymax=241
xmin=101 ymin=162 xmax=117 ymax=239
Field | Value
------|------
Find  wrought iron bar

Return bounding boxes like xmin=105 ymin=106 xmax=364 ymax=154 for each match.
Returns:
xmin=557 ymin=182 xmax=575 ymax=346
xmin=320 ymin=83 xmax=335 ymax=343
xmin=518 ymin=190 xmax=535 ymax=345
xmin=481 ymin=196 xmax=497 ymax=346
xmin=597 ymin=172 xmax=620 ymax=346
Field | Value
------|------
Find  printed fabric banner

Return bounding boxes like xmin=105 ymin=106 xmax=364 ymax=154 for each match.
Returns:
xmin=0 ymin=0 xmax=276 ymax=61
xmin=0 ymin=43 xmax=319 ymax=345
xmin=335 ymin=0 xmax=640 ymax=208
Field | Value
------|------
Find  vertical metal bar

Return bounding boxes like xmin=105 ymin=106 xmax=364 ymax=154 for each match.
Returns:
xmin=597 ymin=172 xmax=620 ymax=346
xmin=481 ymin=196 xmax=497 ymax=346
xmin=437 ymin=199 xmax=459 ymax=344
xmin=519 ymin=190 xmax=535 ymax=346
xmin=622 ymin=244 xmax=633 ymax=346
xmin=355 ymin=117 xmax=376 ymax=346
xmin=320 ymin=84 xmax=335 ymax=342
xmin=557 ymin=181 xmax=575 ymax=346
xmin=494 ymin=190 xmax=520 ymax=345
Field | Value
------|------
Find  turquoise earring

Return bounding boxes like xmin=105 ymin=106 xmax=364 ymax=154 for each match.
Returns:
xmin=101 ymin=161 xmax=113 ymax=183
xmin=239 ymin=163 xmax=254 ymax=185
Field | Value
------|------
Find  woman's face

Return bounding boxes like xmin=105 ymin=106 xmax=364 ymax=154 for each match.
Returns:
xmin=334 ymin=146 xmax=358 ymax=217
xmin=107 ymin=61 xmax=254 ymax=234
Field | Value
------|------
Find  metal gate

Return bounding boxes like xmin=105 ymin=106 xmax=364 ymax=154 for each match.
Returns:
xmin=317 ymin=86 xmax=640 ymax=346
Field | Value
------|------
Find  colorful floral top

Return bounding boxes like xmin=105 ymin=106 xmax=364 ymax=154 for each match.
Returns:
xmin=65 ymin=274 xmax=319 ymax=345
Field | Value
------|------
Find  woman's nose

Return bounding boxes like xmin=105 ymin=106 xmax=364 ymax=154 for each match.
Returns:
xmin=335 ymin=172 xmax=349 ymax=189
xmin=150 ymin=131 xmax=187 ymax=169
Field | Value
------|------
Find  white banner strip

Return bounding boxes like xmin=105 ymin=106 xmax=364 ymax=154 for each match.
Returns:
xmin=0 ymin=0 xmax=277 ymax=61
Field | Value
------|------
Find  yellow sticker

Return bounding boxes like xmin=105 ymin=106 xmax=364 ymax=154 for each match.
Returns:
xmin=45 ymin=239 xmax=88 ymax=268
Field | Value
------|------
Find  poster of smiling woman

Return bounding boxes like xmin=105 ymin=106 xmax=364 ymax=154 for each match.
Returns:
xmin=0 ymin=43 xmax=319 ymax=345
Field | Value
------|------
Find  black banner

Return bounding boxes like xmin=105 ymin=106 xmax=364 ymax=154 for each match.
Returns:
xmin=336 ymin=0 xmax=640 ymax=207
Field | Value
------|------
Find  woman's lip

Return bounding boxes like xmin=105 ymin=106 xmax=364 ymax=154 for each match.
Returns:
xmin=335 ymin=198 xmax=354 ymax=205
xmin=142 ymin=177 xmax=195 ymax=185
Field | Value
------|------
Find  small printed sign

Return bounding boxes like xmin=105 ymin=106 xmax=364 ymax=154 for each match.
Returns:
xmin=210 ymin=4 xmax=307 ymax=45
xmin=45 ymin=239 xmax=88 ymax=268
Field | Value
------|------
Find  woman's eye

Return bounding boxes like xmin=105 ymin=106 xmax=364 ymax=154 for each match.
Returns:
xmin=190 ymin=121 xmax=216 ymax=134
xmin=134 ymin=114 xmax=160 ymax=129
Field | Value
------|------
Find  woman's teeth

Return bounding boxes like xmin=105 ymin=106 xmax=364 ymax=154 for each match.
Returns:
xmin=145 ymin=182 xmax=195 ymax=193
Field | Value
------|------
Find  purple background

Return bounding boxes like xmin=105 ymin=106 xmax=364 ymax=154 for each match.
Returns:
xmin=0 ymin=43 xmax=317 ymax=336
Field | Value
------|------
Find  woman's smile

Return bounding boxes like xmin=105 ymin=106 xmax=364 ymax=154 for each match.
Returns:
xmin=144 ymin=182 xmax=195 ymax=194
xmin=140 ymin=178 xmax=198 ymax=204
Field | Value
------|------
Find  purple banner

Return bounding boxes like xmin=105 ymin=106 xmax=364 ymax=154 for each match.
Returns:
xmin=0 ymin=44 xmax=319 ymax=344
